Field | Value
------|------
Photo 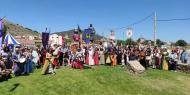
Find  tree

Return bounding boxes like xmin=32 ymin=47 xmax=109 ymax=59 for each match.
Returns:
xmin=175 ymin=40 xmax=187 ymax=47
xmin=156 ymin=39 xmax=164 ymax=47
xmin=126 ymin=38 xmax=136 ymax=45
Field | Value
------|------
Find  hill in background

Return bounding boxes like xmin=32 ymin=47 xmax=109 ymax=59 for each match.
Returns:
xmin=2 ymin=19 xmax=40 ymax=36
xmin=54 ymin=29 xmax=105 ymax=41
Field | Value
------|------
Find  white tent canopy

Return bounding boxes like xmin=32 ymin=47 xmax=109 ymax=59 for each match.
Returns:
xmin=4 ymin=33 xmax=20 ymax=45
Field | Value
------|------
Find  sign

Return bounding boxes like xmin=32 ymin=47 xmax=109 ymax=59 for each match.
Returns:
xmin=127 ymin=28 xmax=133 ymax=38
xmin=110 ymin=31 xmax=115 ymax=40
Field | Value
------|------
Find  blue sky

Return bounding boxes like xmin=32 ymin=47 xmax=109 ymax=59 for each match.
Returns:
xmin=0 ymin=0 xmax=190 ymax=42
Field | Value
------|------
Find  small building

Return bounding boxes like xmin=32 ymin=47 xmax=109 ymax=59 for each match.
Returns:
xmin=16 ymin=38 xmax=35 ymax=47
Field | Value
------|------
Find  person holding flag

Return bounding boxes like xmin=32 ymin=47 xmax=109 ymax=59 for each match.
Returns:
xmin=0 ymin=18 xmax=3 ymax=51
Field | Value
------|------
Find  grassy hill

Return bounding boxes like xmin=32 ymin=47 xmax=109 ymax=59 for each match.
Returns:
xmin=2 ymin=19 xmax=39 ymax=36
xmin=0 ymin=66 xmax=190 ymax=95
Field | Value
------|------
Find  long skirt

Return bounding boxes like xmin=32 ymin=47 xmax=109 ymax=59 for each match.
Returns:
xmin=24 ymin=59 xmax=33 ymax=74
xmin=99 ymin=54 xmax=105 ymax=65
xmin=41 ymin=60 xmax=50 ymax=75
xmin=94 ymin=54 xmax=99 ymax=65
xmin=117 ymin=53 xmax=122 ymax=65
xmin=162 ymin=58 xmax=168 ymax=70
xmin=140 ymin=58 xmax=146 ymax=69
xmin=14 ymin=63 xmax=25 ymax=76
xmin=71 ymin=60 xmax=84 ymax=69
xmin=106 ymin=55 xmax=111 ymax=65
xmin=111 ymin=55 xmax=117 ymax=66
xmin=85 ymin=55 xmax=89 ymax=65
xmin=89 ymin=55 xmax=94 ymax=66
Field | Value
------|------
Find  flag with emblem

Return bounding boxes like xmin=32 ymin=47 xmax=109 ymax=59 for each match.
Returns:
xmin=83 ymin=29 xmax=93 ymax=44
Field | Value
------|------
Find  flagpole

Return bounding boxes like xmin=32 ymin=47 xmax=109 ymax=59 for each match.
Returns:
xmin=0 ymin=16 xmax=6 ymax=21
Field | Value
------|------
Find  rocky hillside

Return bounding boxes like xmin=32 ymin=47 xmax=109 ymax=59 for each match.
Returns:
xmin=2 ymin=19 xmax=40 ymax=36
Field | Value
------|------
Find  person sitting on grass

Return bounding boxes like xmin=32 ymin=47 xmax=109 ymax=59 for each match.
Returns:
xmin=0 ymin=56 xmax=12 ymax=82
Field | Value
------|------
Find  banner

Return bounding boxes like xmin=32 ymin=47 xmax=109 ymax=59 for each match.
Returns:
xmin=42 ymin=32 xmax=49 ymax=49
xmin=127 ymin=28 xmax=133 ymax=38
xmin=83 ymin=29 xmax=93 ymax=44
xmin=73 ymin=29 xmax=80 ymax=42
xmin=110 ymin=31 xmax=115 ymax=40
xmin=0 ymin=19 xmax=2 ymax=50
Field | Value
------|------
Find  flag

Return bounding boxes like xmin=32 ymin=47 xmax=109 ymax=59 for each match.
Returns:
xmin=77 ymin=25 xmax=82 ymax=33
xmin=0 ymin=19 xmax=3 ymax=50
xmin=42 ymin=32 xmax=49 ymax=49
xmin=83 ymin=29 xmax=93 ymax=44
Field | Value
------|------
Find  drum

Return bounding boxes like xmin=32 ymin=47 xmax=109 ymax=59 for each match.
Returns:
xmin=19 ymin=57 xmax=26 ymax=63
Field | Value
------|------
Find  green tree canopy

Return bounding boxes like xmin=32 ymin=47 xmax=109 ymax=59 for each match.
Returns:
xmin=126 ymin=38 xmax=136 ymax=45
xmin=175 ymin=40 xmax=187 ymax=47
xmin=156 ymin=39 xmax=164 ymax=47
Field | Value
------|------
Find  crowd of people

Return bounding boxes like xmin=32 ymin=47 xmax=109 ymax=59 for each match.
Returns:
xmin=0 ymin=42 xmax=189 ymax=82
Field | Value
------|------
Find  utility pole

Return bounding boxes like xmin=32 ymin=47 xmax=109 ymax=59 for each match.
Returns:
xmin=154 ymin=12 xmax=157 ymax=46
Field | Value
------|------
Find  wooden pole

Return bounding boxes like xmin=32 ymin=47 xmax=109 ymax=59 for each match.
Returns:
xmin=154 ymin=12 xmax=157 ymax=46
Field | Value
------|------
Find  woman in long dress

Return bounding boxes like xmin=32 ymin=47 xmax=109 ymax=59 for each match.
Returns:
xmin=162 ymin=49 xmax=169 ymax=70
xmin=111 ymin=53 xmax=117 ymax=66
xmin=85 ymin=48 xmax=89 ymax=65
xmin=106 ymin=51 xmax=112 ymax=66
xmin=41 ymin=49 xmax=53 ymax=75
xmin=94 ymin=48 xmax=99 ymax=65
xmin=99 ymin=46 xmax=105 ymax=65
xmin=88 ymin=46 xmax=94 ymax=66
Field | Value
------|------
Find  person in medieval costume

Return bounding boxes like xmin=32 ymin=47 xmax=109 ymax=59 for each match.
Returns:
xmin=105 ymin=51 xmax=112 ymax=66
xmin=156 ymin=49 xmax=162 ymax=69
xmin=162 ymin=48 xmax=169 ymax=70
xmin=181 ymin=49 xmax=189 ymax=64
xmin=41 ymin=48 xmax=55 ymax=75
xmin=116 ymin=46 xmax=122 ymax=65
xmin=99 ymin=44 xmax=105 ymax=65
xmin=139 ymin=49 xmax=146 ymax=69
xmin=52 ymin=44 xmax=60 ymax=69
xmin=169 ymin=50 xmax=178 ymax=71
xmin=88 ymin=45 xmax=94 ymax=66
xmin=58 ymin=48 xmax=64 ymax=66
xmin=76 ymin=47 xmax=84 ymax=64
xmin=41 ymin=48 xmax=46 ymax=66
xmin=82 ymin=46 xmax=86 ymax=64
xmin=73 ymin=28 xmax=80 ymax=42
xmin=85 ymin=47 xmax=89 ymax=65
xmin=111 ymin=48 xmax=117 ymax=66
xmin=32 ymin=47 xmax=39 ymax=67
xmin=145 ymin=47 xmax=152 ymax=68
xmin=151 ymin=49 xmax=157 ymax=69
xmin=94 ymin=48 xmax=99 ymax=65
xmin=24 ymin=48 xmax=33 ymax=74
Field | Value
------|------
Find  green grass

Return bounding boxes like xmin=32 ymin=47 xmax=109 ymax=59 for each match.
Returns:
xmin=0 ymin=66 xmax=190 ymax=95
